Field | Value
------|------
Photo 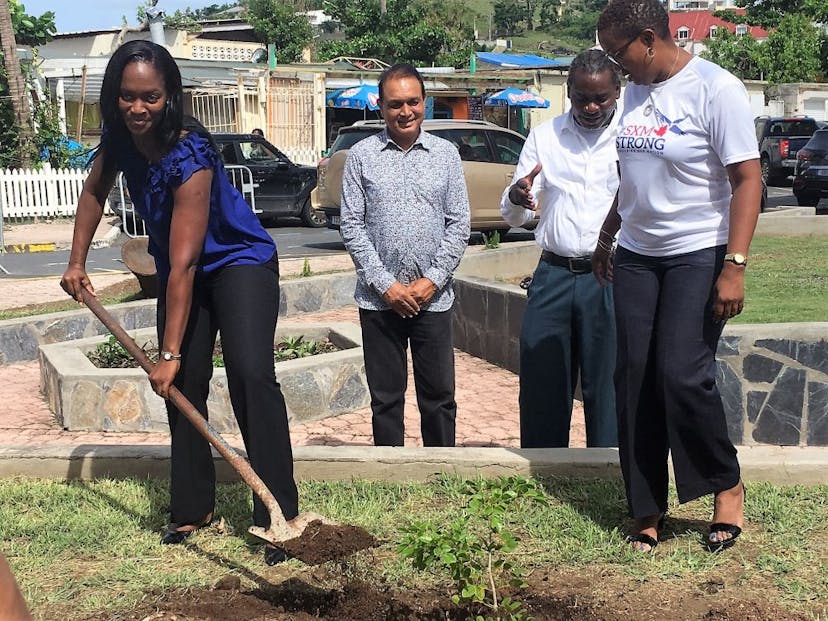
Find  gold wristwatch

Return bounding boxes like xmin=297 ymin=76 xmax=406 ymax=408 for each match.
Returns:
xmin=724 ymin=253 xmax=747 ymax=266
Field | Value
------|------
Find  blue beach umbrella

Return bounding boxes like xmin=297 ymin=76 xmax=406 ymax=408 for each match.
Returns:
xmin=326 ymin=85 xmax=380 ymax=111
xmin=485 ymin=87 xmax=550 ymax=109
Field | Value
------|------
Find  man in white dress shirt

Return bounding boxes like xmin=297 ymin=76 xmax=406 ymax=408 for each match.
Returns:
xmin=501 ymin=49 xmax=622 ymax=448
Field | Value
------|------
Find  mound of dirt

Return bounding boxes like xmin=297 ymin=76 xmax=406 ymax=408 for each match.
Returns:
xmin=281 ymin=521 xmax=377 ymax=565
xmin=85 ymin=570 xmax=812 ymax=621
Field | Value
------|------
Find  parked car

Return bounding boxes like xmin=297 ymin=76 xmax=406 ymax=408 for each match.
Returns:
xmin=214 ymin=133 xmax=323 ymax=227
xmin=312 ymin=119 xmax=537 ymax=237
xmin=792 ymin=129 xmax=828 ymax=210
xmin=754 ymin=116 xmax=819 ymax=185
xmin=109 ymin=133 xmax=324 ymax=230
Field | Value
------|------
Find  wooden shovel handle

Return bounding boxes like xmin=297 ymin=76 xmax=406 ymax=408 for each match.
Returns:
xmin=80 ymin=289 xmax=289 ymax=529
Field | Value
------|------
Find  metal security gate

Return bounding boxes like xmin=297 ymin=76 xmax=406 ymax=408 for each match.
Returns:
xmin=268 ymin=77 xmax=321 ymax=165
xmin=119 ymin=166 xmax=257 ymax=239
xmin=191 ymin=83 xmax=263 ymax=135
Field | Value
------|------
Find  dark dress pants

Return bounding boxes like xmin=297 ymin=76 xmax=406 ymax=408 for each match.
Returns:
xmin=359 ymin=308 xmax=456 ymax=446
xmin=613 ymin=245 xmax=741 ymax=519
xmin=519 ymin=259 xmax=617 ymax=448
xmin=157 ymin=254 xmax=299 ymax=528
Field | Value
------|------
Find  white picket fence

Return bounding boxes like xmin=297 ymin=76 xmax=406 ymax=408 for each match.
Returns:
xmin=0 ymin=167 xmax=112 ymax=220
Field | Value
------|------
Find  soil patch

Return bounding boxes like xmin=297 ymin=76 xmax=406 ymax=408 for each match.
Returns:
xmin=81 ymin=567 xmax=812 ymax=621
xmin=281 ymin=521 xmax=377 ymax=565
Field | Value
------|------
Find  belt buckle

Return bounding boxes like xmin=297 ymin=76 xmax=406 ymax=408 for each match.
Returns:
xmin=569 ymin=257 xmax=590 ymax=274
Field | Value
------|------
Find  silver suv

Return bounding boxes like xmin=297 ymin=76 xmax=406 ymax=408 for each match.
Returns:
xmin=312 ymin=119 xmax=537 ymax=236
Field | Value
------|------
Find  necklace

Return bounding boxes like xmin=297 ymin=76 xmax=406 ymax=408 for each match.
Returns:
xmin=663 ymin=47 xmax=681 ymax=82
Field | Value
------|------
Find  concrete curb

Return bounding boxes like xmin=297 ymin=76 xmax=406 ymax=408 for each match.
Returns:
xmin=1 ymin=242 xmax=57 ymax=253
xmin=91 ymin=225 xmax=123 ymax=249
xmin=1 ymin=225 xmax=121 ymax=253
xmin=0 ymin=445 xmax=824 ymax=485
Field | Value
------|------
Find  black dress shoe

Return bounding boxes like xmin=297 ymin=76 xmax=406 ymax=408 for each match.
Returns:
xmin=264 ymin=545 xmax=288 ymax=566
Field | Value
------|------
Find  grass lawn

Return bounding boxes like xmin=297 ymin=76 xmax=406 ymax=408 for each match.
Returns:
xmin=735 ymin=235 xmax=828 ymax=324
xmin=1 ymin=476 xmax=826 ymax=620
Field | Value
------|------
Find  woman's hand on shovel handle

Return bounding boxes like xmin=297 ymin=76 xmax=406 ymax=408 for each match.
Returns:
xmin=60 ymin=264 xmax=95 ymax=304
xmin=150 ymin=360 xmax=180 ymax=400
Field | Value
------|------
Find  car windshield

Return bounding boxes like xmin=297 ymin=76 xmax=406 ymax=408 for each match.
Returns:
xmin=328 ymin=129 xmax=382 ymax=155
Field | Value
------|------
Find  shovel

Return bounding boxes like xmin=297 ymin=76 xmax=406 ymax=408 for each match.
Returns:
xmin=80 ymin=288 xmax=332 ymax=546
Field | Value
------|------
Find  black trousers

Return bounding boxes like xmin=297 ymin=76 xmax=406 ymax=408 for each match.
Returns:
xmin=613 ymin=245 xmax=740 ymax=519
xmin=519 ymin=258 xmax=617 ymax=448
xmin=359 ymin=308 xmax=456 ymax=446
xmin=157 ymin=253 xmax=298 ymax=528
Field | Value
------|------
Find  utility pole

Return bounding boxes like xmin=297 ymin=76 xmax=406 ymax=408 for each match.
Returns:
xmin=0 ymin=0 xmax=34 ymax=167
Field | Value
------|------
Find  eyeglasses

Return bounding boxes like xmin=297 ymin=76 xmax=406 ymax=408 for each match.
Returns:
xmin=607 ymin=33 xmax=641 ymax=64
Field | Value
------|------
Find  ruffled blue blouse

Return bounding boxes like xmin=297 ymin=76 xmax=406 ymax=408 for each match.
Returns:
xmin=116 ymin=132 xmax=276 ymax=281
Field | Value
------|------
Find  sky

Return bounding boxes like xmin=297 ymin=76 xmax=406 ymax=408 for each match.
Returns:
xmin=21 ymin=0 xmax=225 ymax=33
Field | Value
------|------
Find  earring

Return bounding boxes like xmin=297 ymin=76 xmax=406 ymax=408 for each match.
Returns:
xmin=646 ymin=47 xmax=654 ymax=58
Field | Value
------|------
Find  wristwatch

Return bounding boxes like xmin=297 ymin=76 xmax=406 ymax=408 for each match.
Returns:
xmin=160 ymin=351 xmax=182 ymax=362
xmin=724 ymin=253 xmax=747 ymax=266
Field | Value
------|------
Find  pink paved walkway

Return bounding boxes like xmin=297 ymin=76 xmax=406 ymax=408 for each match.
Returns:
xmin=0 ymin=306 xmax=586 ymax=449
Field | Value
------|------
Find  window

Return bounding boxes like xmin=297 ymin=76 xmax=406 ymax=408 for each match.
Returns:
xmin=239 ymin=140 xmax=284 ymax=164
xmin=735 ymin=24 xmax=747 ymax=36
xmin=487 ymin=130 xmax=525 ymax=165
xmin=709 ymin=25 xmax=718 ymax=39
xmin=429 ymin=129 xmax=492 ymax=162
xmin=677 ymin=27 xmax=689 ymax=40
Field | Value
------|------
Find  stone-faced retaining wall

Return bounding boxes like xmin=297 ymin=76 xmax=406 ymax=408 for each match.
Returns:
xmin=0 ymin=272 xmax=357 ymax=365
xmin=717 ymin=324 xmax=828 ymax=446
xmin=40 ymin=323 xmax=368 ymax=432
xmin=452 ymin=245 xmax=828 ymax=447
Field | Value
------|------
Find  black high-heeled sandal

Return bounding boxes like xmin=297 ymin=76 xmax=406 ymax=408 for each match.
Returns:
xmin=706 ymin=485 xmax=746 ymax=552
xmin=161 ymin=512 xmax=213 ymax=545
xmin=626 ymin=513 xmax=666 ymax=553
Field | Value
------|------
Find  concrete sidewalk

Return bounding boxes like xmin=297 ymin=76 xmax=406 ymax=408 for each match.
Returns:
xmin=0 ymin=234 xmax=587 ymax=461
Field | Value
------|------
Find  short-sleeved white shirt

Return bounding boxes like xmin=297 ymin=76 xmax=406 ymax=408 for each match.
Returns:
xmin=616 ymin=56 xmax=759 ymax=256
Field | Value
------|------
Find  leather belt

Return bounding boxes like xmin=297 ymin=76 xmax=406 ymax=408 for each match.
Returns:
xmin=540 ymin=250 xmax=593 ymax=274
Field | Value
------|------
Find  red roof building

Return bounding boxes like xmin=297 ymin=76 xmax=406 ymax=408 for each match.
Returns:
xmin=669 ymin=10 xmax=770 ymax=55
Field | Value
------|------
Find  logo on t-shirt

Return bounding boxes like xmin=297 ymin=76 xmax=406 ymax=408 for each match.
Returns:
xmin=617 ymin=105 xmax=688 ymax=155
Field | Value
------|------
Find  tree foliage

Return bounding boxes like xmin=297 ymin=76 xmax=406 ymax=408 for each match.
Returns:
xmin=714 ymin=0 xmax=828 ymax=29
xmin=0 ymin=0 xmax=57 ymax=168
xmin=243 ymin=0 xmax=313 ymax=63
xmin=493 ymin=0 xmax=529 ymax=35
xmin=759 ymin=13 xmax=823 ymax=83
xmin=701 ymin=29 xmax=764 ymax=80
xmin=317 ymin=0 xmax=475 ymax=68
xmin=8 ymin=0 xmax=53 ymax=45
xmin=708 ymin=2 xmax=827 ymax=83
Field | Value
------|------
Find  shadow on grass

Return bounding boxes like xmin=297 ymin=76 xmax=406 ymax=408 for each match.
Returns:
xmin=62 ymin=449 xmax=280 ymax=589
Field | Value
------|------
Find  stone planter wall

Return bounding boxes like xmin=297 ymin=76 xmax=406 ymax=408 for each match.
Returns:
xmin=39 ymin=322 xmax=369 ymax=432
xmin=0 ymin=272 xmax=357 ymax=365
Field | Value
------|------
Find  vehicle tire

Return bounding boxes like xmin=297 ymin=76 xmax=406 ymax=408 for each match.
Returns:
xmin=761 ymin=157 xmax=784 ymax=186
xmin=300 ymin=197 xmax=326 ymax=228
xmin=795 ymin=193 xmax=819 ymax=207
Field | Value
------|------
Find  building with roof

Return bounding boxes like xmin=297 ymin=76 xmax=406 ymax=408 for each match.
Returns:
xmin=669 ymin=9 xmax=770 ymax=55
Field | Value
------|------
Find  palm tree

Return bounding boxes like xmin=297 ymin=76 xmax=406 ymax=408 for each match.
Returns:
xmin=0 ymin=0 xmax=34 ymax=167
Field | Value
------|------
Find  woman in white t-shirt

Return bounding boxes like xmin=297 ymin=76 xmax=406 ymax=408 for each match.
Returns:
xmin=592 ymin=0 xmax=762 ymax=553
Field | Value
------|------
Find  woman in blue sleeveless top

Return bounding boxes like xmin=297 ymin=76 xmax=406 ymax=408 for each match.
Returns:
xmin=61 ymin=40 xmax=297 ymax=566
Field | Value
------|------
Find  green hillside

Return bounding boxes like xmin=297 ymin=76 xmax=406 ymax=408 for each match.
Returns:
xmin=461 ymin=0 xmax=600 ymax=56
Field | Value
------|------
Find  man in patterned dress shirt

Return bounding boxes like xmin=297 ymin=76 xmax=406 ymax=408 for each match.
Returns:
xmin=340 ymin=63 xmax=471 ymax=447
